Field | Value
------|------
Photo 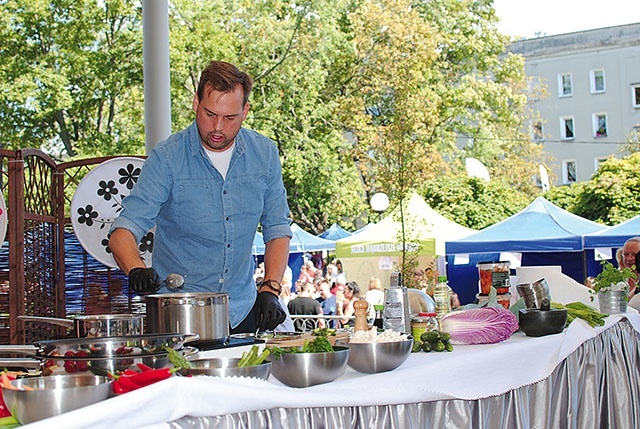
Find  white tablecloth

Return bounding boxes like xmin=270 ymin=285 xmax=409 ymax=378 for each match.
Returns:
xmin=22 ymin=314 xmax=640 ymax=429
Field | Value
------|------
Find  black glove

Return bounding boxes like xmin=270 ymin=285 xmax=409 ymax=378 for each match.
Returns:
xmin=128 ymin=267 xmax=162 ymax=295
xmin=254 ymin=291 xmax=286 ymax=331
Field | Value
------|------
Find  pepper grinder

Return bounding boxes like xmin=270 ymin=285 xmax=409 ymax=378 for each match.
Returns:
xmin=354 ymin=298 xmax=370 ymax=332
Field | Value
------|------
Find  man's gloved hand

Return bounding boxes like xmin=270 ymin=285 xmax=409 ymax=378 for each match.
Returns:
xmin=128 ymin=267 xmax=162 ymax=295
xmin=254 ymin=291 xmax=286 ymax=331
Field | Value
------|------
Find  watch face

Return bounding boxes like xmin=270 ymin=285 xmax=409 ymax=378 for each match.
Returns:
xmin=71 ymin=157 xmax=154 ymax=268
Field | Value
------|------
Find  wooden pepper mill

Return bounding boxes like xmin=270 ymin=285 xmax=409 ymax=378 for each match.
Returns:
xmin=353 ymin=298 xmax=370 ymax=332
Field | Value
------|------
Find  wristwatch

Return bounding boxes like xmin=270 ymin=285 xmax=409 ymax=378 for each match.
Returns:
xmin=260 ymin=279 xmax=282 ymax=294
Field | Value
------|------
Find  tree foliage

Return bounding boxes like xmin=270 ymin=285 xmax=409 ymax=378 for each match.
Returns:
xmin=0 ymin=0 xmax=562 ymax=234
xmin=546 ymin=154 xmax=640 ymax=225
xmin=0 ymin=0 xmax=145 ymax=158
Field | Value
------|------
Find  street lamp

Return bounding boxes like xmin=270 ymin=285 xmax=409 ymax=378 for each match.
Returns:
xmin=370 ymin=192 xmax=389 ymax=220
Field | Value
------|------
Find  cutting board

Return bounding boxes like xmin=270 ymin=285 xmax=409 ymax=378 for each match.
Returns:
xmin=264 ymin=332 xmax=350 ymax=348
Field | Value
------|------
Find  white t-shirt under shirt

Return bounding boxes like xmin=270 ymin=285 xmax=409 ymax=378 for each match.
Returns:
xmin=205 ymin=141 xmax=235 ymax=179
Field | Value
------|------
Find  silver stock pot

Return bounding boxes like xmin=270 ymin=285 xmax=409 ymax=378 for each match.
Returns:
xmin=145 ymin=292 xmax=230 ymax=343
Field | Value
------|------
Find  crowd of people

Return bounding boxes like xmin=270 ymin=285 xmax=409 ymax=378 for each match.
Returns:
xmin=253 ymin=257 xmax=453 ymax=331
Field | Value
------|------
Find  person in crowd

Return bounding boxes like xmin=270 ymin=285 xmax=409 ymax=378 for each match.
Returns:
xmin=325 ymin=263 xmax=339 ymax=283
xmin=620 ymin=237 xmax=640 ymax=297
xmin=337 ymin=281 xmax=360 ymax=327
xmin=331 ymin=273 xmax=347 ymax=296
xmin=108 ymin=60 xmax=292 ymax=334
xmin=364 ymin=275 xmax=385 ymax=320
xmin=297 ymin=260 xmax=316 ymax=284
xmin=616 ymin=248 xmax=624 ymax=267
xmin=107 ymin=278 xmax=129 ymax=313
xmin=288 ymin=282 xmax=324 ymax=331
xmin=316 ymin=279 xmax=337 ymax=328
xmin=85 ymin=284 xmax=110 ymax=315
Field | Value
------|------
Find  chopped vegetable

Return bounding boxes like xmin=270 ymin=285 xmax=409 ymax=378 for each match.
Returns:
xmin=440 ymin=307 xmax=519 ymax=345
xmin=237 ymin=346 xmax=270 ymax=367
xmin=163 ymin=346 xmax=193 ymax=369
xmin=312 ymin=327 xmax=337 ymax=337
xmin=551 ymin=301 xmax=607 ymax=327
xmin=267 ymin=335 xmax=335 ymax=359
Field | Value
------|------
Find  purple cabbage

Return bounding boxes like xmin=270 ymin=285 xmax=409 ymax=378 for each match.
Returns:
xmin=440 ymin=307 xmax=519 ymax=345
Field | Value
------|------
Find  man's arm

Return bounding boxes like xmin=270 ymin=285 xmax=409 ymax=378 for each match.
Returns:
xmin=260 ymin=236 xmax=290 ymax=295
xmin=109 ymin=228 xmax=146 ymax=275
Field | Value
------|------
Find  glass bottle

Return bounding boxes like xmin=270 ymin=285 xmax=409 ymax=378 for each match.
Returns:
xmin=433 ymin=275 xmax=452 ymax=324
xmin=373 ymin=304 xmax=384 ymax=330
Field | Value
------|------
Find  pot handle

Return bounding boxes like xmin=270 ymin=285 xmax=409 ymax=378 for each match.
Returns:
xmin=0 ymin=344 xmax=38 ymax=355
xmin=18 ymin=315 xmax=75 ymax=329
xmin=0 ymin=358 xmax=42 ymax=371
xmin=183 ymin=334 xmax=200 ymax=344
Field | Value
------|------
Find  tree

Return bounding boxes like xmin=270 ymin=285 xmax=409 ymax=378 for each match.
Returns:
xmin=0 ymin=0 xmax=145 ymax=158
xmin=421 ymin=176 xmax=531 ymax=230
xmin=168 ymin=0 xmax=365 ymax=233
xmin=557 ymin=154 xmax=640 ymax=225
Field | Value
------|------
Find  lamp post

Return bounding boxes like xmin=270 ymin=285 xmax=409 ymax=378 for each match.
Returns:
xmin=370 ymin=192 xmax=389 ymax=221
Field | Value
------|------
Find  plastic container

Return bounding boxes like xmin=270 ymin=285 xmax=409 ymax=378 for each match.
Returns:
xmin=411 ymin=312 xmax=438 ymax=339
xmin=477 ymin=261 xmax=511 ymax=295
xmin=433 ymin=276 xmax=452 ymax=323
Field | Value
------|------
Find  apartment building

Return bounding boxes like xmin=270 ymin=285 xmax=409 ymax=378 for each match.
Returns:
xmin=508 ymin=23 xmax=640 ymax=184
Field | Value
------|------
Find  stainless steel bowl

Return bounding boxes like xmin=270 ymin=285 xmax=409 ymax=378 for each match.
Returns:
xmin=3 ymin=375 xmax=111 ymax=424
xmin=270 ymin=346 xmax=349 ymax=388
xmin=346 ymin=339 xmax=413 ymax=373
xmin=177 ymin=357 xmax=271 ymax=380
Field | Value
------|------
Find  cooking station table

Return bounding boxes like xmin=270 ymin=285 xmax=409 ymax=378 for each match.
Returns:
xmin=20 ymin=314 xmax=640 ymax=429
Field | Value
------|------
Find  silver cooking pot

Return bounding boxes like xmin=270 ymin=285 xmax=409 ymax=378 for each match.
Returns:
xmin=18 ymin=314 xmax=145 ymax=338
xmin=145 ymin=292 xmax=229 ymax=343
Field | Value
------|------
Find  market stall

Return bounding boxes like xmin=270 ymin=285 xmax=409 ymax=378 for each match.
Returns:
xmin=20 ymin=314 xmax=640 ymax=429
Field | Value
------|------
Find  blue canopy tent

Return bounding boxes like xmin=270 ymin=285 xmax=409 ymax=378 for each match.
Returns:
xmin=583 ymin=215 xmax=640 ymax=249
xmin=445 ymin=197 xmax=607 ymax=303
xmin=253 ymin=224 xmax=336 ymax=285
xmin=583 ymin=215 xmax=640 ymax=275
xmin=318 ymin=223 xmax=353 ymax=241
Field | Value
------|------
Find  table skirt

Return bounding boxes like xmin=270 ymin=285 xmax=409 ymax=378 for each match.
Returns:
xmin=168 ymin=319 xmax=640 ymax=429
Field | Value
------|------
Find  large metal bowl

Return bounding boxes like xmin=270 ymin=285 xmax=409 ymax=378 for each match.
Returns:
xmin=177 ymin=357 xmax=271 ymax=380
xmin=270 ymin=346 xmax=349 ymax=388
xmin=3 ymin=375 xmax=111 ymax=424
xmin=346 ymin=339 xmax=413 ymax=374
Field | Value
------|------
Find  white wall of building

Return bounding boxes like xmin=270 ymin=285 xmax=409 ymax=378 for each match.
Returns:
xmin=510 ymin=23 xmax=640 ymax=184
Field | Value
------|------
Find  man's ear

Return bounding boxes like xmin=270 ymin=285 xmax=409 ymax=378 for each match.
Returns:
xmin=192 ymin=93 xmax=199 ymax=112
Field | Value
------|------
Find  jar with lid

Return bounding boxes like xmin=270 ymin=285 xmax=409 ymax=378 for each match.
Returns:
xmin=411 ymin=312 xmax=438 ymax=340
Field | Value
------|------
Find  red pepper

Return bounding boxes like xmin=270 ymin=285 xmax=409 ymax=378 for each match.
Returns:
xmin=0 ymin=372 xmax=16 ymax=417
xmin=111 ymin=368 xmax=173 ymax=394
xmin=136 ymin=363 xmax=153 ymax=372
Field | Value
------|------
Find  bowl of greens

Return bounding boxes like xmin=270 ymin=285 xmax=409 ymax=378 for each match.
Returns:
xmin=268 ymin=336 xmax=349 ymax=388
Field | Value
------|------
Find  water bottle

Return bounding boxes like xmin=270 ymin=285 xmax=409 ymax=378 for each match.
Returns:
xmin=433 ymin=275 xmax=452 ymax=324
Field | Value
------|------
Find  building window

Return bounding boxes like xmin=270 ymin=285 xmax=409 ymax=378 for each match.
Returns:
xmin=560 ymin=116 xmax=575 ymax=140
xmin=533 ymin=121 xmax=543 ymax=141
xmin=590 ymin=69 xmax=605 ymax=93
xmin=558 ymin=73 xmax=573 ymax=97
xmin=593 ymin=113 xmax=607 ymax=137
xmin=595 ymin=157 xmax=609 ymax=172
xmin=633 ymin=84 xmax=640 ymax=108
xmin=562 ymin=160 xmax=577 ymax=184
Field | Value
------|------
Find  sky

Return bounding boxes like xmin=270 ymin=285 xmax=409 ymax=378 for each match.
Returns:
xmin=493 ymin=0 xmax=640 ymax=39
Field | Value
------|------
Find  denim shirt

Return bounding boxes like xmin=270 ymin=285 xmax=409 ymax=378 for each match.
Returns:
xmin=111 ymin=122 xmax=292 ymax=327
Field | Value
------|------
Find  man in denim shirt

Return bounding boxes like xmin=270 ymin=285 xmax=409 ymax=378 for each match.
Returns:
xmin=109 ymin=61 xmax=292 ymax=333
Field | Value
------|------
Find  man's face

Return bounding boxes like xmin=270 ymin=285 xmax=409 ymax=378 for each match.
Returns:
xmin=192 ymin=84 xmax=249 ymax=152
xmin=622 ymin=241 xmax=640 ymax=270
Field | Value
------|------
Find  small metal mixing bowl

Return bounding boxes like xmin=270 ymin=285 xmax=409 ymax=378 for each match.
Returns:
xmin=3 ymin=374 xmax=111 ymax=424
xmin=269 ymin=346 xmax=349 ymax=388
xmin=346 ymin=338 xmax=413 ymax=374
xmin=177 ymin=357 xmax=271 ymax=380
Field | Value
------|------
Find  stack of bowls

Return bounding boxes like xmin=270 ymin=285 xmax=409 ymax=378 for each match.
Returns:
xmin=516 ymin=278 xmax=551 ymax=308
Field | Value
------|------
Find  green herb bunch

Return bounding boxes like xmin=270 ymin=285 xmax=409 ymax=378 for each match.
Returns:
xmin=590 ymin=259 xmax=637 ymax=301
